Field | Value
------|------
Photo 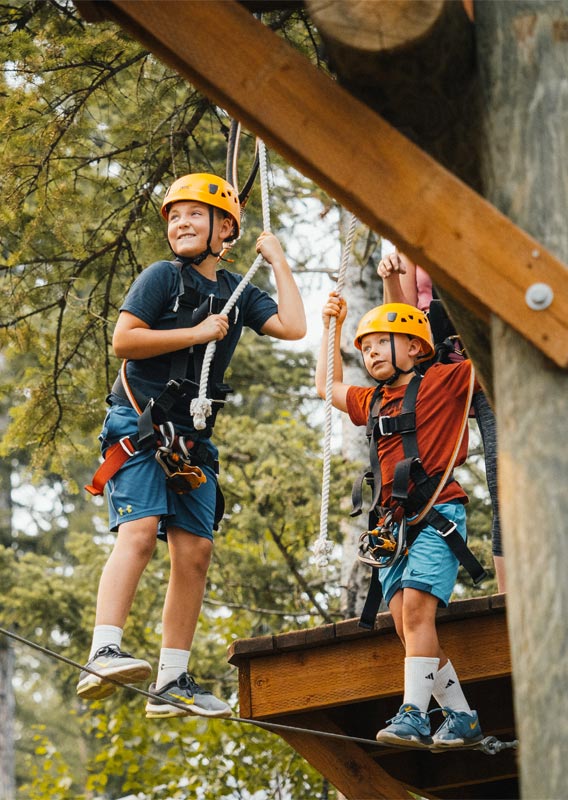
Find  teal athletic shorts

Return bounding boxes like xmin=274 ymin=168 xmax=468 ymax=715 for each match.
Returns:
xmin=380 ymin=501 xmax=467 ymax=608
xmin=99 ymin=404 xmax=218 ymax=541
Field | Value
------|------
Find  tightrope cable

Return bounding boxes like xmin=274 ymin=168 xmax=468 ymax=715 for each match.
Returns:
xmin=0 ymin=626 xmax=517 ymax=754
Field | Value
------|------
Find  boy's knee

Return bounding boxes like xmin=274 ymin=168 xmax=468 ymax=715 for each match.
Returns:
xmin=192 ymin=541 xmax=213 ymax=576
xmin=402 ymin=594 xmax=436 ymax=634
xmin=117 ymin=520 xmax=158 ymax=562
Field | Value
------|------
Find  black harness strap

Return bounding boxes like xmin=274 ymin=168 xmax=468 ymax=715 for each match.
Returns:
xmin=357 ymin=372 xmax=486 ymax=629
xmin=167 ymin=261 xmax=237 ymax=434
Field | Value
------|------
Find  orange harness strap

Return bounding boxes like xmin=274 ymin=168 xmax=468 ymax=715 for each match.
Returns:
xmin=85 ymin=436 xmax=138 ymax=497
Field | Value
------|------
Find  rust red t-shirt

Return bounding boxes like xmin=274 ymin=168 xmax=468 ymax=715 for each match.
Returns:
xmin=346 ymin=361 xmax=478 ymax=510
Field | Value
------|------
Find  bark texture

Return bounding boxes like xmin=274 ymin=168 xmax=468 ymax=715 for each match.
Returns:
xmin=476 ymin=2 xmax=568 ymax=797
xmin=0 ymin=414 xmax=14 ymax=800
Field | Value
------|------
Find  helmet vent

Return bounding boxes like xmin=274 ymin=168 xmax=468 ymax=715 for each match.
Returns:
xmin=208 ymin=184 xmax=219 ymax=195
xmin=387 ymin=312 xmax=397 ymax=322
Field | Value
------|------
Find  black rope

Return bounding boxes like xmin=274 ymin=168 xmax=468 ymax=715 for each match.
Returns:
xmin=0 ymin=625 xmax=518 ymax=754
xmin=0 ymin=625 xmax=378 ymax=747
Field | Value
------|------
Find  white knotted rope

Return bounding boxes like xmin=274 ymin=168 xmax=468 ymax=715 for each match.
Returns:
xmin=312 ymin=213 xmax=358 ymax=568
xmin=190 ymin=140 xmax=271 ymax=430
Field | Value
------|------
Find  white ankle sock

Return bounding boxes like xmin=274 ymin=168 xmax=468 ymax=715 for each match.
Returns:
xmin=432 ymin=660 xmax=471 ymax=712
xmin=403 ymin=656 xmax=440 ymax=712
xmin=89 ymin=625 xmax=123 ymax=659
xmin=156 ymin=648 xmax=190 ymax=691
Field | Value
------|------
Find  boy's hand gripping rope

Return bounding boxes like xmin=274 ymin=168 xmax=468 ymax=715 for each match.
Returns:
xmin=312 ymin=213 xmax=358 ymax=568
xmin=190 ymin=139 xmax=271 ymax=431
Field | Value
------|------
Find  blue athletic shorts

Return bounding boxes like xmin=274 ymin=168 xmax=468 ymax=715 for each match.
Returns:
xmin=380 ymin=502 xmax=467 ymax=608
xmin=99 ymin=404 xmax=218 ymax=541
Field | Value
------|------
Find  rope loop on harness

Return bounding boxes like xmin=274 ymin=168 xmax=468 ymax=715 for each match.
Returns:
xmin=312 ymin=212 xmax=358 ymax=568
xmin=191 ymin=139 xmax=271 ymax=431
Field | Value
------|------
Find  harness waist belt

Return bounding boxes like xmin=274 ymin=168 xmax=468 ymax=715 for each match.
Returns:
xmin=85 ymin=431 xmax=218 ymax=497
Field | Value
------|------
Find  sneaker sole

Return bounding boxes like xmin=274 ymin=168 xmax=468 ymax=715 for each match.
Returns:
xmin=431 ymin=737 xmax=483 ymax=751
xmin=77 ymin=664 xmax=152 ymax=700
xmin=376 ymin=732 xmax=432 ymax=750
xmin=145 ymin=701 xmax=232 ymax=719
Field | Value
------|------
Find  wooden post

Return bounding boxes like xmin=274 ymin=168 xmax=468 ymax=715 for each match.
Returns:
xmin=475 ymin=2 xmax=568 ymax=797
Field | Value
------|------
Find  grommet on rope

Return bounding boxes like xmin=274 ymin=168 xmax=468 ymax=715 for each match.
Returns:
xmin=312 ymin=213 xmax=358 ymax=568
xmin=190 ymin=138 xmax=271 ymax=431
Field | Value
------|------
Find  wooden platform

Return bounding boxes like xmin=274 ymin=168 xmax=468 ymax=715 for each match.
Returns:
xmin=228 ymin=594 xmax=518 ymax=800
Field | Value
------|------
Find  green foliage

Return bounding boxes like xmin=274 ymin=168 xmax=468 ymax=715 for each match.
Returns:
xmin=0 ymin=3 xmax=494 ymax=798
xmin=0 ymin=1 xmax=340 ymax=794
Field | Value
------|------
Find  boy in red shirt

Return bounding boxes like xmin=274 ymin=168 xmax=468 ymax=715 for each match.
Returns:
xmin=315 ymin=292 xmax=483 ymax=749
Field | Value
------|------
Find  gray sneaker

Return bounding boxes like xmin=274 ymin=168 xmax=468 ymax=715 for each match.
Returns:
xmin=76 ymin=644 xmax=152 ymax=700
xmin=145 ymin=673 xmax=232 ymax=719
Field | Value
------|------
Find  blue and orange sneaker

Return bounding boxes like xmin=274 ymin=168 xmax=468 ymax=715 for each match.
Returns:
xmin=432 ymin=707 xmax=483 ymax=748
xmin=375 ymin=703 xmax=433 ymax=749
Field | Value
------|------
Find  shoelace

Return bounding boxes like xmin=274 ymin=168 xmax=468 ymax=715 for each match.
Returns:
xmin=387 ymin=706 xmax=430 ymax=727
xmin=92 ymin=644 xmax=135 ymax=661
xmin=177 ymin=672 xmax=212 ymax=696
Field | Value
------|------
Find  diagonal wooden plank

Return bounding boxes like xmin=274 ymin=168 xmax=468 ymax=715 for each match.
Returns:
xmin=75 ymin=0 xmax=568 ymax=368
xmin=268 ymin=710 xmax=422 ymax=799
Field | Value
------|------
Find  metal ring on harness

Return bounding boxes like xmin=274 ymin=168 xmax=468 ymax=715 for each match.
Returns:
xmin=357 ymin=512 xmax=407 ymax=569
xmin=154 ymin=424 xmax=207 ymax=495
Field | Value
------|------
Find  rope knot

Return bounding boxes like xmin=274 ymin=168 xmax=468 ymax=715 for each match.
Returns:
xmin=190 ymin=397 xmax=212 ymax=431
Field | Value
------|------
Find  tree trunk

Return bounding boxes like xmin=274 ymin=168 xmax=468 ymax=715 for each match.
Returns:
xmin=475 ymin=2 xmax=568 ymax=797
xmin=0 ymin=639 xmax=15 ymax=800
xmin=0 ymin=423 xmax=15 ymax=800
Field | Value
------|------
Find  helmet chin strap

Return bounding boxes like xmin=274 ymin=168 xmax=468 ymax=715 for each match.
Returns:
xmin=174 ymin=206 xmax=223 ymax=267
xmin=380 ymin=333 xmax=416 ymax=386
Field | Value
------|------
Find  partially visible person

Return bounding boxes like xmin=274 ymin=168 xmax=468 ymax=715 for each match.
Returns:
xmin=377 ymin=248 xmax=504 ymax=592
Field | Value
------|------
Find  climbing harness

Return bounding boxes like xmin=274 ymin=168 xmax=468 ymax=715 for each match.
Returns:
xmin=190 ymin=137 xmax=272 ymax=431
xmin=85 ymin=361 xmax=221 ymax=513
xmin=354 ymin=359 xmax=487 ymax=629
xmin=0 ymin=625 xmax=518 ymax=755
xmin=312 ymin=212 xmax=358 ymax=568
xmin=357 ymin=509 xmax=408 ymax=569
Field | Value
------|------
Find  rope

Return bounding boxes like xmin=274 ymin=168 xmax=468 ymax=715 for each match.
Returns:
xmin=0 ymin=625 xmax=381 ymax=747
xmin=191 ymin=139 xmax=271 ymax=430
xmin=312 ymin=213 xmax=358 ymax=568
xmin=0 ymin=625 xmax=517 ymax=754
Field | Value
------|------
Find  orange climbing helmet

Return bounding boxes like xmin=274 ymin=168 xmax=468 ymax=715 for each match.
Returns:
xmin=354 ymin=303 xmax=435 ymax=359
xmin=161 ymin=173 xmax=241 ymax=237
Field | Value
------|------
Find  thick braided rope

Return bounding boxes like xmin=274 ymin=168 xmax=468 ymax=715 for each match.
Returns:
xmin=191 ymin=140 xmax=271 ymax=430
xmin=312 ymin=213 xmax=358 ymax=567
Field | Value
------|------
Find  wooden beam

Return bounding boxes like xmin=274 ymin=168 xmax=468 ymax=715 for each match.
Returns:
xmin=74 ymin=0 xmax=568 ymax=370
xmin=269 ymin=710 xmax=416 ymax=799
xmin=234 ymin=610 xmax=510 ymax=718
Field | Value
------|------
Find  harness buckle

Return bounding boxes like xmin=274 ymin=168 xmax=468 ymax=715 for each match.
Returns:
xmin=436 ymin=520 xmax=457 ymax=538
xmin=118 ymin=436 xmax=137 ymax=457
xmin=378 ymin=416 xmax=393 ymax=436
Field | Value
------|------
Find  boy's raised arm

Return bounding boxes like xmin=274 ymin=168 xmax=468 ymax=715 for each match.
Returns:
xmin=315 ymin=291 xmax=350 ymax=413
xmin=257 ymin=232 xmax=307 ymax=340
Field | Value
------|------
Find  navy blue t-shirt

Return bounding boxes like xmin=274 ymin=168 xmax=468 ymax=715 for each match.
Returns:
xmin=111 ymin=259 xmax=277 ymax=432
